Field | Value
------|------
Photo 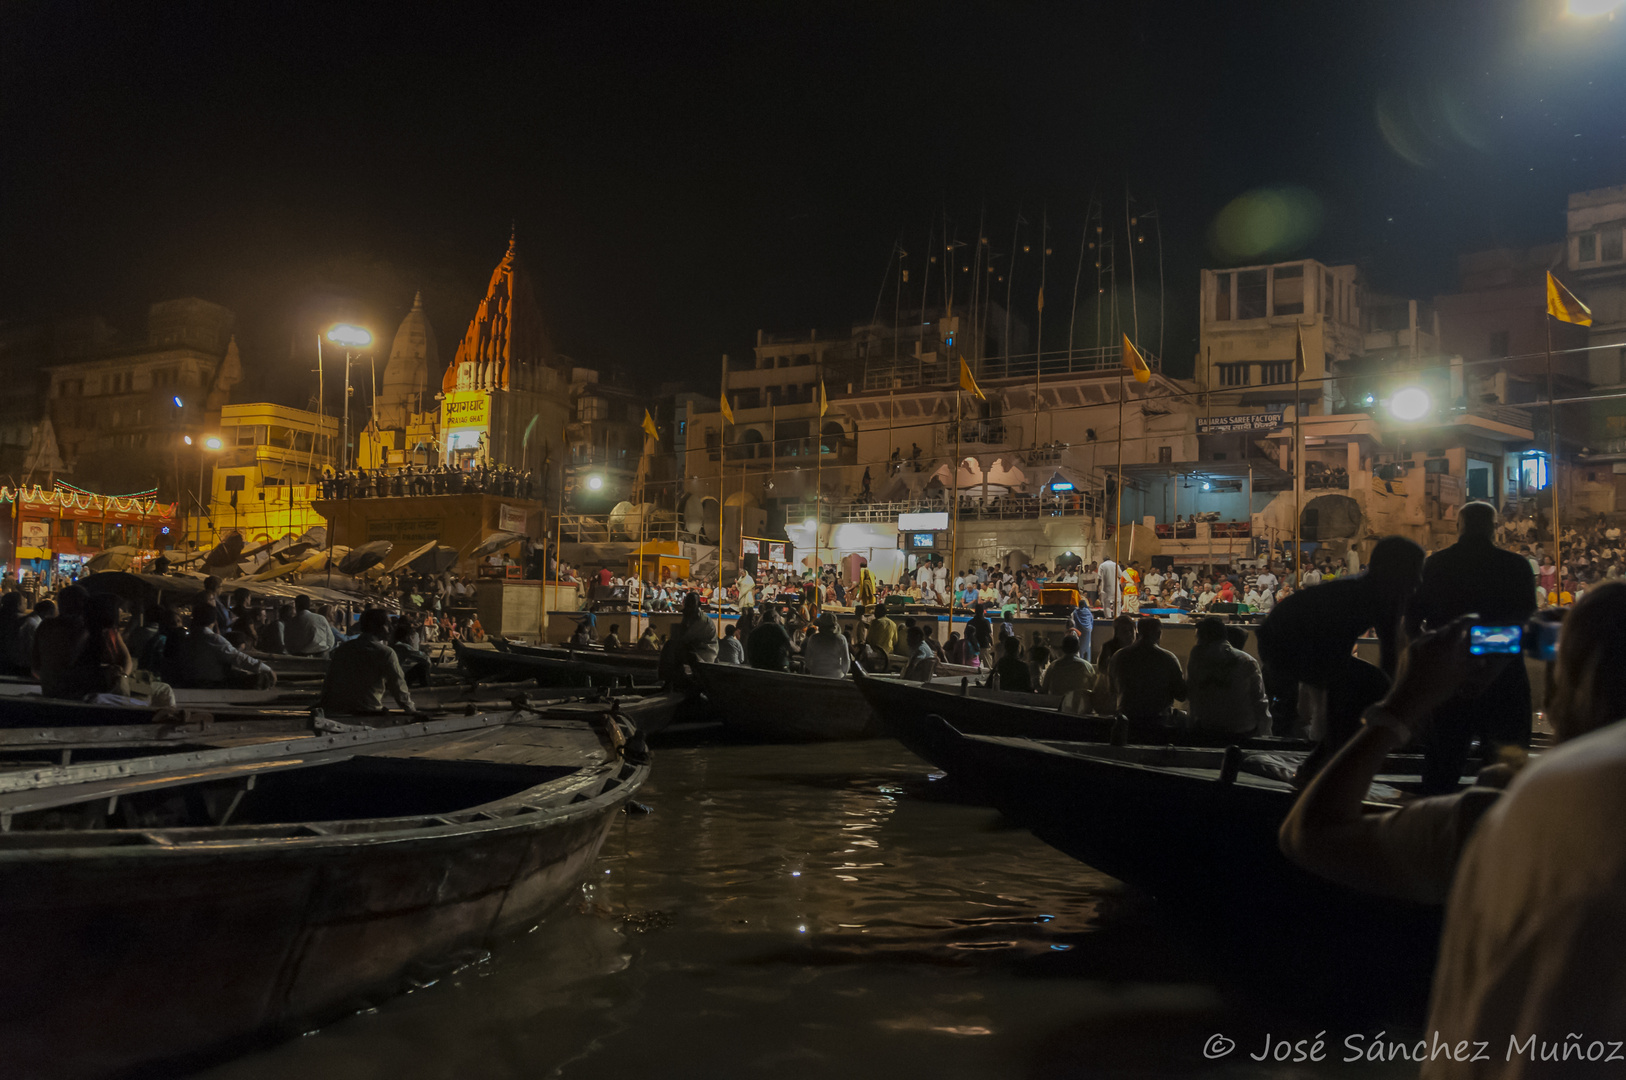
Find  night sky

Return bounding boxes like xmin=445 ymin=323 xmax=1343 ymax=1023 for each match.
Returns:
xmin=3 ymin=0 xmax=1624 ymax=398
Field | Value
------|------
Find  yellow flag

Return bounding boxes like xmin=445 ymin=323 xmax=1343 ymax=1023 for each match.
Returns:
xmin=720 ymin=392 xmax=735 ymax=425
xmin=818 ymin=379 xmax=828 ymax=417
xmin=1294 ymin=324 xmax=1307 ymax=379
xmin=959 ymin=358 xmax=985 ymax=400
xmin=1036 ymin=286 xmax=1045 ymax=312
xmin=642 ymin=409 xmax=659 ymax=441
xmin=1121 ymin=334 xmax=1151 ymax=383
xmin=1547 ymin=271 xmax=1593 ymax=326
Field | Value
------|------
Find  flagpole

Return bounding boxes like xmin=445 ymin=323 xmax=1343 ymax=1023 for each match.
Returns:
xmin=951 ymin=383 xmax=961 ymax=628
xmin=1033 ymin=209 xmax=1047 ymax=454
xmin=1293 ymin=353 xmax=1303 ymax=587
xmin=1545 ymin=314 xmax=1560 ymax=594
xmin=1115 ymin=366 xmax=1125 ymax=567
xmin=718 ymin=354 xmax=728 ymax=632
xmin=815 ymin=365 xmax=824 ymax=603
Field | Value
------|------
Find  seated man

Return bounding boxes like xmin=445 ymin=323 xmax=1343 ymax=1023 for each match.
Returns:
xmin=1185 ymin=616 xmax=1270 ymax=739
xmin=257 ymin=605 xmax=290 ymax=654
xmin=901 ymin=624 xmax=938 ymax=683
xmin=1109 ymin=616 xmax=1187 ymax=729
xmin=746 ymin=603 xmax=795 ymax=671
xmin=991 ymin=635 xmax=1032 ymax=692
xmin=320 ymin=608 xmax=416 ymax=714
xmin=802 ymin=612 xmax=851 ymax=678
xmin=165 ymin=602 xmax=276 ymax=690
xmin=281 ymin=594 xmax=336 ymax=656
xmin=1040 ymin=634 xmax=1096 ymax=704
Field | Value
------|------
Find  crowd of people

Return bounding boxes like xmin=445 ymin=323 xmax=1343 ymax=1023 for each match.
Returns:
xmin=0 ymin=573 xmax=478 ymax=710
xmin=318 ymin=463 xmax=535 ymax=500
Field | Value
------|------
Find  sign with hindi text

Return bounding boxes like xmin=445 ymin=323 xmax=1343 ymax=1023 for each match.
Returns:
xmin=1197 ymin=413 xmax=1284 ymax=434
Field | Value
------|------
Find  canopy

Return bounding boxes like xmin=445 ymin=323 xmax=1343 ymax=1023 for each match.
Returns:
xmin=338 ymin=540 xmax=393 ymax=576
xmin=386 ymin=539 xmax=439 ymax=574
xmin=84 ymin=546 xmax=139 ymax=574
xmin=470 ymin=531 xmax=525 ymax=559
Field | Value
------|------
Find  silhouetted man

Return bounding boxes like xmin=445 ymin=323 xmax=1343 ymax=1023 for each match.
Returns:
xmin=1256 ymin=535 xmax=1424 ymax=780
xmin=1407 ymin=501 xmax=1537 ymax=792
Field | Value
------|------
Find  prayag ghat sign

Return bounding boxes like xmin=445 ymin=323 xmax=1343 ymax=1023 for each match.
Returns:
xmin=441 ymin=390 xmax=490 ymax=429
xmin=1197 ymin=413 xmax=1284 ymax=434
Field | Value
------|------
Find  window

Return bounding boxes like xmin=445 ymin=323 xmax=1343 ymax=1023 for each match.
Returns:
xmin=76 ymin=521 xmax=102 ymax=547
xmin=1237 ymin=269 xmax=1267 ymax=319
xmin=1158 ymin=445 xmax=1173 ymax=464
xmin=293 ymin=431 xmax=314 ymax=453
xmin=1217 ymin=363 xmax=1250 ymax=387
xmin=1260 ymin=361 xmax=1292 ymax=385
xmin=59 ymin=379 xmax=82 ymax=397
xmin=1323 ymin=272 xmax=1334 ymax=317
xmin=1214 ymin=273 xmax=1232 ymax=321
xmin=1579 ymin=232 xmax=1598 ymax=262
xmin=58 ymin=519 xmax=74 ymax=537
xmin=1489 ymin=330 xmax=1510 ymax=358
xmin=1604 ymin=229 xmax=1623 ymax=263
xmin=1424 ymin=458 xmax=1449 ymax=475
xmin=105 ymin=523 xmax=126 ymax=546
xmin=1272 ymin=264 xmax=1304 ymax=316
xmin=224 ymin=475 xmax=246 ymax=491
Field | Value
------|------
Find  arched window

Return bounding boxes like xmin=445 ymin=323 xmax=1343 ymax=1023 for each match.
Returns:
xmin=820 ymin=422 xmax=845 ymax=455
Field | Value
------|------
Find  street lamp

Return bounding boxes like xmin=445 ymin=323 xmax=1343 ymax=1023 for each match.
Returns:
xmin=1388 ymin=386 xmax=1433 ymax=422
xmin=194 ymin=435 xmax=223 ymax=551
xmin=586 ymin=474 xmax=605 ymax=492
xmin=323 ymin=324 xmax=373 ymax=473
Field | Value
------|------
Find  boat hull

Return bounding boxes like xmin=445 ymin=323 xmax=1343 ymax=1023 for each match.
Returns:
xmin=0 ymin=757 xmax=644 ymax=1079
xmin=692 ymin=663 xmax=878 ymax=741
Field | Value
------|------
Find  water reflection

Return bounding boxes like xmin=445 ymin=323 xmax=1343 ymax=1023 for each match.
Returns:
xmin=197 ymin=740 xmax=1418 ymax=1080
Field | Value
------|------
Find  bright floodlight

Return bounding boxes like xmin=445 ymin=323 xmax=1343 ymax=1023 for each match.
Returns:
xmin=173 ymin=396 xmax=183 ymax=408
xmin=1567 ymin=0 xmax=1625 ymax=16
xmin=586 ymin=475 xmax=605 ymax=491
xmin=326 ymin=324 xmax=373 ymax=348
xmin=1388 ymin=386 xmax=1433 ymax=422
xmin=204 ymin=436 xmax=224 ymax=451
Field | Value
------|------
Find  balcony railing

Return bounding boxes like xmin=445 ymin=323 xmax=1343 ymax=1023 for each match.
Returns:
xmin=861 ymin=344 xmax=1159 ymax=392
xmin=787 ymin=490 xmax=1103 ymax=524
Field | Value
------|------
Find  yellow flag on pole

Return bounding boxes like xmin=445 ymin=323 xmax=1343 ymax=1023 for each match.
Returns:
xmin=720 ymin=392 xmax=735 ymax=425
xmin=1547 ymin=271 xmax=1593 ymax=326
xmin=1294 ymin=324 xmax=1307 ymax=379
xmin=642 ymin=409 xmax=659 ymax=441
xmin=959 ymin=358 xmax=986 ymax=400
xmin=1036 ymin=286 xmax=1045 ymax=312
xmin=819 ymin=379 xmax=828 ymax=417
xmin=1121 ymin=334 xmax=1151 ymax=383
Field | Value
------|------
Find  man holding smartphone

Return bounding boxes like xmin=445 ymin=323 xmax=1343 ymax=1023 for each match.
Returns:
xmin=1406 ymin=500 xmax=1536 ymax=792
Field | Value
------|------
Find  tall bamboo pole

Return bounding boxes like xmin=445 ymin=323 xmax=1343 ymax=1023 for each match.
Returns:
xmin=950 ymin=386 xmax=961 ymax=629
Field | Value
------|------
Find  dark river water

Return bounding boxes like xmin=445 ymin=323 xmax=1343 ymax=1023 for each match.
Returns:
xmin=197 ymin=738 xmax=1421 ymax=1080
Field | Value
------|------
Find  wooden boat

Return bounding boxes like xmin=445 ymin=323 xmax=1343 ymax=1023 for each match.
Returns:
xmin=455 ymin=640 xmax=660 ymax=688
xmin=498 ymin=637 xmax=661 ymax=669
xmin=690 ymin=662 xmax=881 ymax=741
xmin=855 ymin=673 xmax=1314 ymax=778
xmin=0 ymin=708 xmax=647 ymax=1078
xmin=917 ymin=720 xmax=1443 ymax=994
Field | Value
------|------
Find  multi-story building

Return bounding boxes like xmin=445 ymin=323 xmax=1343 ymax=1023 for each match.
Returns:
xmin=42 ymin=298 xmax=242 ymax=503
xmin=671 ymin=309 xmax=1194 ymax=582
xmin=1192 ymin=257 xmax=1543 ymax=560
xmin=1567 ymin=185 xmax=1626 ymax=387
xmin=562 ymin=364 xmax=649 ymax=511
xmin=199 ymin=403 xmax=338 ymax=548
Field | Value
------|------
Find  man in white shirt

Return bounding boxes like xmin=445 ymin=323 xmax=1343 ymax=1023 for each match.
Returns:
xmin=282 ymin=594 xmax=336 ymax=655
xmin=801 ymin=612 xmax=851 ymax=677
xmin=1097 ymin=557 xmax=1121 ymax=617
xmin=1255 ymin=567 xmax=1279 ymax=596
xmin=1145 ymin=570 xmax=1165 ymax=595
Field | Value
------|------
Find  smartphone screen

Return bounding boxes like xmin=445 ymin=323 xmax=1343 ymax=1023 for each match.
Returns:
xmin=1469 ymin=624 xmax=1523 ymax=656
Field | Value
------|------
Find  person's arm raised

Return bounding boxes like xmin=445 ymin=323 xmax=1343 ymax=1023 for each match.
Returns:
xmin=1280 ymin=617 xmax=1483 ymax=899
